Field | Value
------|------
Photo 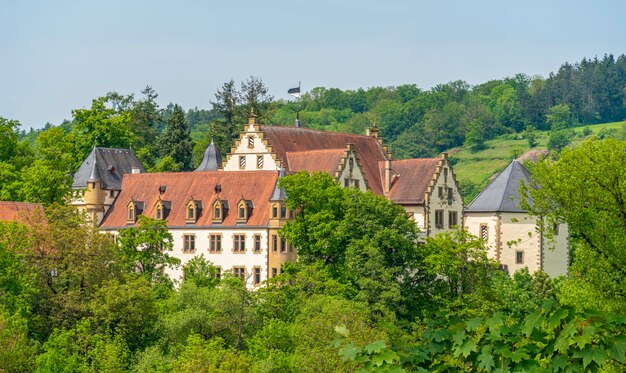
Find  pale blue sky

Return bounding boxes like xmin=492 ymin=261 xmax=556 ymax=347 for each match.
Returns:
xmin=1 ymin=0 xmax=625 ymax=129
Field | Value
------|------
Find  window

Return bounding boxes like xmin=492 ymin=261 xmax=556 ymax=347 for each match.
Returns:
xmin=213 ymin=203 xmax=222 ymax=221
xmin=272 ymin=204 xmax=278 ymax=218
xmin=288 ymin=243 xmax=293 ymax=252
xmin=233 ymin=266 xmax=245 ymax=279
xmin=109 ymin=190 xmax=115 ymax=198
xmin=553 ymin=223 xmax=560 ymax=235
xmin=234 ymin=234 xmax=246 ymax=253
xmin=254 ymin=234 xmax=261 ymax=253
xmin=186 ymin=200 xmax=198 ymax=223
xmin=248 ymin=135 xmax=254 ymax=148
xmin=253 ymin=267 xmax=261 ymax=285
xmin=480 ymin=224 xmax=488 ymax=241
xmin=272 ymin=268 xmax=278 ymax=278
xmin=215 ymin=267 xmax=221 ymax=280
xmin=344 ymin=178 xmax=349 ymax=187
xmin=239 ymin=155 xmax=246 ymax=169
xmin=280 ymin=237 xmax=286 ymax=253
xmin=516 ymin=251 xmax=524 ymax=264
xmin=128 ymin=205 xmax=135 ymax=222
xmin=272 ymin=235 xmax=278 ymax=252
xmin=444 ymin=167 xmax=448 ymax=182
xmin=354 ymin=179 xmax=360 ymax=188
xmin=257 ymin=155 xmax=264 ymax=169
xmin=438 ymin=187 xmax=444 ymax=198
xmin=435 ymin=210 xmax=444 ymax=228
xmin=280 ymin=205 xmax=287 ymax=219
xmin=183 ymin=235 xmax=195 ymax=253
xmin=448 ymin=211 xmax=458 ymax=228
xmin=156 ymin=206 xmax=163 ymax=220
xmin=239 ymin=206 xmax=246 ymax=220
xmin=210 ymin=234 xmax=222 ymax=252
xmin=447 ymin=187 xmax=453 ymax=201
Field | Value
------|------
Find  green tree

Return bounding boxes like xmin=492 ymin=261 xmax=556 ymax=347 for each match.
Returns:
xmin=546 ymin=104 xmax=574 ymax=130
xmin=71 ymin=95 xmax=136 ymax=162
xmin=240 ymin=76 xmax=274 ymax=123
xmin=464 ymin=119 xmax=486 ymax=152
xmin=548 ymin=129 xmax=573 ymax=152
xmin=279 ymin=172 xmax=431 ymax=320
xmin=524 ymin=138 xmax=626 ymax=310
xmin=158 ymin=104 xmax=193 ymax=171
xmin=524 ymin=124 xmax=537 ymax=147
xmin=182 ymin=254 xmax=220 ymax=288
xmin=117 ymin=215 xmax=180 ymax=285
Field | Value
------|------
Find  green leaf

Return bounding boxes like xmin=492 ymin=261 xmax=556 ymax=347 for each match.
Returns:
xmin=547 ymin=307 xmax=569 ymax=330
xmin=364 ymin=340 xmax=386 ymax=354
xmin=522 ymin=311 xmax=543 ymax=337
xmin=551 ymin=355 xmax=568 ymax=371
xmin=371 ymin=349 xmax=398 ymax=367
xmin=608 ymin=336 xmax=626 ymax=362
xmin=458 ymin=339 xmax=478 ymax=358
xmin=478 ymin=346 xmax=495 ymax=371
xmin=335 ymin=325 xmax=350 ymax=338
xmin=339 ymin=343 xmax=360 ymax=362
xmin=452 ymin=329 xmax=466 ymax=347
xmin=466 ymin=317 xmax=483 ymax=332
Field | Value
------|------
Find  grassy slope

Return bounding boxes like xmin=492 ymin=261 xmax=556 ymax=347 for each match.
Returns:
xmin=449 ymin=121 xmax=626 ymax=203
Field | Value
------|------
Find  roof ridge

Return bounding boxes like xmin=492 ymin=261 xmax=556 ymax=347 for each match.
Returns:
xmin=261 ymin=124 xmax=374 ymax=139
xmin=466 ymin=161 xmax=513 ymax=211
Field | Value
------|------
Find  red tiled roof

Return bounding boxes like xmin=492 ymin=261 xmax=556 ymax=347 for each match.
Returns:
xmin=0 ymin=201 xmax=44 ymax=224
xmin=99 ymin=171 xmax=278 ymax=229
xmin=384 ymin=158 xmax=440 ymax=204
xmin=286 ymin=149 xmax=345 ymax=175
xmin=261 ymin=126 xmax=389 ymax=195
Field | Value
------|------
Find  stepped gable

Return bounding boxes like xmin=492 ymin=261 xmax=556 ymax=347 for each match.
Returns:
xmin=0 ymin=201 xmax=43 ymax=224
xmin=99 ymin=171 xmax=278 ymax=229
xmin=73 ymin=147 xmax=145 ymax=190
xmin=195 ymin=139 xmax=222 ymax=171
xmin=286 ymin=149 xmax=346 ymax=174
xmin=260 ymin=125 xmax=388 ymax=195
xmin=466 ymin=160 xmax=535 ymax=212
xmin=383 ymin=158 xmax=440 ymax=204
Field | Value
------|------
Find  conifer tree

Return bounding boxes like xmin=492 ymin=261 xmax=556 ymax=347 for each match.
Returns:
xmin=158 ymin=104 xmax=193 ymax=171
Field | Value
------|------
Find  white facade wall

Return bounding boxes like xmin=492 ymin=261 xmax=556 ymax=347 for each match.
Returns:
xmin=464 ymin=212 xmax=499 ymax=259
xmin=499 ymin=212 xmax=541 ymax=274
xmin=542 ymin=223 xmax=569 ymax=277
xmin=168 ymin=228 xmax=270 ymax=288
xmin=337 ymin=150 xmax=368 ymax=192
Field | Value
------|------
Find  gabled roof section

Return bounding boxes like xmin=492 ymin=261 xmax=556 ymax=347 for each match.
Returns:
xmin=0 ymin=201 xmax=44 ymax=224
xmin=286 ymin=149 xmax=346 ymax=174
xmin=195 ymin=139 xmax=222 ymax=171
xmin=99 ymin=171 xmax=278 ymax=229
xmin=73 ymin=147 xmax=145 ymax=190
xmin=466 ymin=160 xmax=534 ymax=212
xmin=383 ymin=158 xmax=440 ymax=204
xmin=260 ymin=125 xmax=389 ymax=195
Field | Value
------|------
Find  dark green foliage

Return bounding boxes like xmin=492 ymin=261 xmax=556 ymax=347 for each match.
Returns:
xmin=158 ymin=104 xmax=194 ymax=171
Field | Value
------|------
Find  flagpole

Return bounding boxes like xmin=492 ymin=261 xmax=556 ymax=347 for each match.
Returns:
xmin=295 ymin=81 xmax=301 ymax=128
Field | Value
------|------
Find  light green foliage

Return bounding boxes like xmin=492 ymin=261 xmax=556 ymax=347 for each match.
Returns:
xmin=464 ymin=119 xmax=486 ymax=152
xmin=422 ymin=229 xmax=501 ymax=318
xmin=525 ymin=138 xmax=626 ymax=310
xmin=524 ymin=124 xmax=537 ymax=147
xmin=182 ymin=254 xmax=220 ymax=288
xmin=548 ymin=128 xmax=574 ymax=152
xmin=71 ymin=95 xmax=136 ymax=160
xmin=547 ymin=104 xmax=574 ymax=130
xmin=0 ymin=308 xmax=38 ymax=372
xmin=117 ymin=215 xmax=180 ymax=285
xmin=172 ymin=334 xmax=252 ymax=373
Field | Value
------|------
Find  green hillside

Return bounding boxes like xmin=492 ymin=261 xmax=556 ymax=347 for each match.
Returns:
xmin=449 ymin=121 xmax=626 ymax=203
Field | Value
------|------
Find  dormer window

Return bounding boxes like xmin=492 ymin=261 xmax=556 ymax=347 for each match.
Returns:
xmin=127 ymin=200 xmax=143 ymax=224
xmin=186 ymin=199 xmax=201 ymax=224
xmin=154 ymin=198 xmax=170 ymax=220
xmin=237 ymin=197 xmax=253 ymax=223
xmin=272 ymin=203 xmax=279 ymax=219
xmin=212 ymin=198 xmax=227 ymax=223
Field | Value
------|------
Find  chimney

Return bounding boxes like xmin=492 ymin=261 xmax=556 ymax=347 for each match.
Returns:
xmin=384 ymin=159 xmax=392 ymax=195
xmin=365 ymin=128 xmax=371 ymax=136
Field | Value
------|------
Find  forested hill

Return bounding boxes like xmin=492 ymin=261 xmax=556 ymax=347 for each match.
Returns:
xmin=6 ymin=54 xmax=626 ymax=206
xmin=270 ymin=54 xmax=626 ymax=160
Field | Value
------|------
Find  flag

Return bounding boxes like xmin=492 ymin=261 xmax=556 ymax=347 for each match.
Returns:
xmin=288 ymin=85 xmax=301 ymax=98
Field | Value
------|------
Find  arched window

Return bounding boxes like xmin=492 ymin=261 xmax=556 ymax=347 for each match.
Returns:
xmin=186 ymin=199 xmax=201 ymax=224
xmin=237 ymin=197 xmax=253 ymax=223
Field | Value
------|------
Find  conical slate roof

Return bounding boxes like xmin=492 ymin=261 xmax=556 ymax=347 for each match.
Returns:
xmin=195 ymin=139 xmax=222 ymax=171
xmin=73 ymin=147 xmax=145 ymax=190
xmin=466 ymin=160 xmax=534 ymax=212
xmin=270 ymin=167 xmax=287 ymax=201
